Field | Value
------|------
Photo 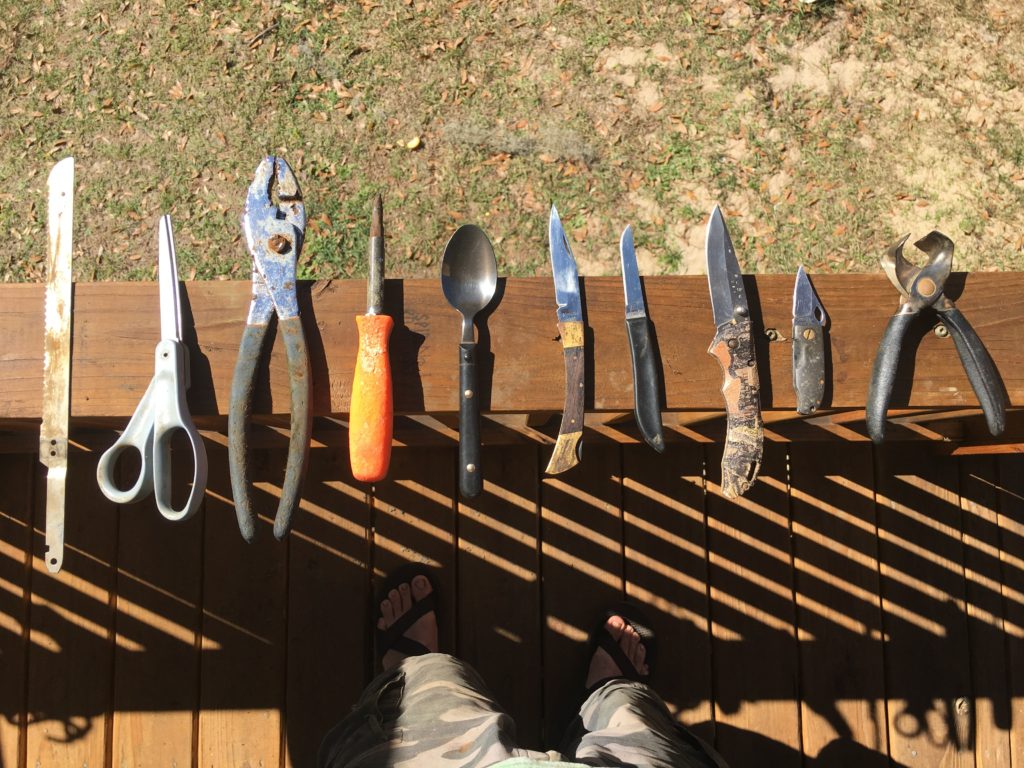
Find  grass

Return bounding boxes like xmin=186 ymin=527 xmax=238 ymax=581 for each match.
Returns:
xmin=1 ymin=0 xmax=1023 ymax=283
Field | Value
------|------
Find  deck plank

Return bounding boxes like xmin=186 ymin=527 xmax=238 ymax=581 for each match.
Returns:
xmin=25 ymin=444 xmax=119 ymax=768
xmin=197 ymin=445 xmax=289 ymax=767
xmin=457 ymin=445 xmax=542 ymax=748
xmin=875 ymin=445 xmax=973 ymax=767
xmin=706 ymin=443 xmax=802 ymax=765
xmin=371 ymin=446 xmax=457 ymax=654
xmin=0 ymin=454 xmax=36 ymax=768
xmin=790 ymin=442 xmax=888 ymax=766
xmin=995 ymin=455 xmax=1024 ymax=766
xmin=110 ymin=444 xmax=205 ymax=768
xmin=622 ymin=442 xmax=713 ymax=740
xmin=958 ymin=456 xmax=1012 ymax=768
xmin=540 ymin=445 xmax=624 ymax=745
xmin=284 ymin=448 xmax=372 ymax=768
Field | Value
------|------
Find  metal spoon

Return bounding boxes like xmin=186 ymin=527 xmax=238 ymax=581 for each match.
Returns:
xmin=441 ymin=225 xmax=498 ymax=498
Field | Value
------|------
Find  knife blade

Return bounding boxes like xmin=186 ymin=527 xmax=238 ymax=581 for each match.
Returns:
xmin=792 ymin=265 xmax=827 ymax=415
xmin=545 ymin=205 xmax=585 ymax=474
xmin=40 ymin=157 xmax=75 ymax=574
xmin=705 ymin=205 xmax=762 ymax=499
xmin=620 ymin=225 xmax=664 ymax=452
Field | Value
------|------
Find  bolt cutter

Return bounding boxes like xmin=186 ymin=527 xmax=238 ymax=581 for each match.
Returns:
xmin=866 ymin=231 xmax=1006 ymax=442
xmin=228 ymin=156 xmax=311 ymax=542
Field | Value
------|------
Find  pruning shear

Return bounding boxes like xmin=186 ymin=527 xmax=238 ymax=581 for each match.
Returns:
xmin=97 ymin=216 xmax=208 ymax=520
xmin=228 ymin=157 xmax=311 ymax=542
xmin=866 ymin=231 xmax=1007 ymax=442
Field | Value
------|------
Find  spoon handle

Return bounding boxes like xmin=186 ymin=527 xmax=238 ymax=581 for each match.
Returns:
xmin=459 ymin=341 xmax=483 ymax=498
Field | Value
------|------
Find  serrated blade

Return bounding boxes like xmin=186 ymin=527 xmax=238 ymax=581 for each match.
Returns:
xmin=620 ymin=225 xmax=646 ymax=319
xmin=40 ymin=157 xmax=74 ymax=575
xmin=705 ymin=205 xmax=748 ymax=328
xmin=549 ymin=205 xmax=582 ymax=324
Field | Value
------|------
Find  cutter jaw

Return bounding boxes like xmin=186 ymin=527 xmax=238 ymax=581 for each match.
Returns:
xmin=242 ymin=156 xmax=306 ymax=322
xmin=882 ymin=230 xmax=955 ymax=315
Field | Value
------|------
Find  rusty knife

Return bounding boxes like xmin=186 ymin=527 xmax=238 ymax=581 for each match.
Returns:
xmin=705 ymin=205 xmax=762 ymax=498
xmin=40 ymin=157 xmax=75 ymax=573
xmin=545 ymin=205 xmax=585 ymax=474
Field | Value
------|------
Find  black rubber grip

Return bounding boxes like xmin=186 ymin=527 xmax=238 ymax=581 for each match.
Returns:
xmin=866 ymin=313 xmax=915 ymax=443
xmin=938 ymin=306 xmax=1007 ymax=437
xmin=625 ymin=316 xmax=664 ymax=452
xmin=792 ymin=321 xmax=825 ymax=415
xmin=458 ymin=342 xmax=482 ymax=498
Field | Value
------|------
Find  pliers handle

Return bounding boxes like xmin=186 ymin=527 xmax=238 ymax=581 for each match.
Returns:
xmin=866 ymin=232 xmax=1006 ymax=442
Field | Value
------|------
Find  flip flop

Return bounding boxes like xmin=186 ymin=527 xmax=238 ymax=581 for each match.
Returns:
xmin=374 ymin=564 xmax=438 ymax=665
xmin=586 ymin=602 xmax=657 ymax=688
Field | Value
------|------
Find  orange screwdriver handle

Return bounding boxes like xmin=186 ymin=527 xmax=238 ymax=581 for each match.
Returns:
xmin=349 ymin=313 xmax=394 ymax=482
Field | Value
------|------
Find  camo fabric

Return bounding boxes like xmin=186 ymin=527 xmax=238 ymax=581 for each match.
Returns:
xmin=317 ymin=654 xmax=728 ymax=768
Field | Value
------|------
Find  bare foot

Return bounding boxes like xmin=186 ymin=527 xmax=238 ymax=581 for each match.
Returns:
xmin=585 ymin=615 xmax=649 ymax=688
xmin=378 ymin=574 xmax=438 ymax=671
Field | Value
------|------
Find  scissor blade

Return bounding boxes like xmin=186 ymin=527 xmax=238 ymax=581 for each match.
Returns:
xmin=792 ymin=265 xmax=826 ymax=324
xmin=620 ymin=225 xmax=646 ymax=319
xmin=549 ymin=205 xmax=582 ymax=324
xmin=705 ymin=205 xmax=748 ymax=328
xmin=158 ymin=215 xmax=183 ymax=341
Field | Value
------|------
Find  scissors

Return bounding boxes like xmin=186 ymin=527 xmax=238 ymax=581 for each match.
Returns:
xmin=97 ymin=215 xmax=208 ymax=521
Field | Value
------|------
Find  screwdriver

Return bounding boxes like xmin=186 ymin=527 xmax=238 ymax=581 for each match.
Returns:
xmin=349 ymin=194 xmax=393 ymax=482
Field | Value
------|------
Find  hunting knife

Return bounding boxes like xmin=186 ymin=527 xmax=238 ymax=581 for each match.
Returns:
xmin=40 ymin=157 xmax=75 ymax=574
xmin=620 ymin=225 xmax=664 ymax=452
xmin=545 ymin=205 xmax=585 ymax=474
xmin=705 ymin=205 xmax=762 ymax=498
xmin=792 ymin=265 xmax=828 ymax=415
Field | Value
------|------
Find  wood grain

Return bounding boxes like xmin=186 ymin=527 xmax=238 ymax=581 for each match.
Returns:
xmin=995 ymin=455 xmax=1024 ymax=767
xmin=790 ymin=442 xmax=888 ymax=765
xmin=457 ymin=445 xmax=542 ymax=748
xmin=0 ymin=454 xmax=35 ymax=768
xmin=25 ymin=443 xmax=119 ymax=767
xmin=2 ymin=274 xmax=1022 ymax=418
xmin=622 ymin=442 xmax=714 ymax=740
xmin=874 ymin=444 xmax=973 ymax=768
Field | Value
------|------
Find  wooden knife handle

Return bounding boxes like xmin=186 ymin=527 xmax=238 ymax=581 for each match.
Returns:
xmin=708 ymin=317 xmax=763 ymax=498
xmin=545 ymin=321 xmax=585 ymax=474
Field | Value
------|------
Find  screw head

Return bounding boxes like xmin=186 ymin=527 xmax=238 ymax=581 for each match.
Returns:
xmin=802 ymin=328 xmax=816 ymax=340
xmin=268 ymin=234 xmax=291 ymax=254
xmin=934 ymin=323 xmax=949 ymax=338
xmin=464 ymin=389 xmax=473 ymax=399
xmin=466 ymin=463 xmax=477 ymax=473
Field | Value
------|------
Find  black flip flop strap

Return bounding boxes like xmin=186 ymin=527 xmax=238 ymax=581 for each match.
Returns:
xmin=388 ymin=635 xmax=432 ymax=658
xmin=379 ymin=593 xmax=436 ymax=655
xmin=598 ymin=628 xmax=642 ymax=682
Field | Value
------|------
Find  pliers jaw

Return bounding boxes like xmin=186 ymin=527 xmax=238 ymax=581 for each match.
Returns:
xmin=882 ymin=231 xmax=955 ymax=315
xmin=242 ymin=157 xmax=306 ymax=322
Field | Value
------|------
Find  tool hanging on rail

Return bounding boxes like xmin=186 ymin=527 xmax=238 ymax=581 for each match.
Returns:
xmin=349 ymin=195 xmax=393 ymax=483
xmin=791 ymin=266 xmax=828 ymax=416
xmin=228 ymin=156 xmax=312 ymax=542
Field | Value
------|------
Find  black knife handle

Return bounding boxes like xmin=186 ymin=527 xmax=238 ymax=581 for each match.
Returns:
xmin=625 ymin=316 xmax=665 ymax=452
xmin=459 ymin=342 xmax=482 ymax=498
xmin=938 ymin=306 xmax=1007 ymax=437
xmin=708 ymin=317 xmax=763 ymax=498
xmin=866 ymin=312 xmax=914 ymax=443
xmin=792 ymin=320 xmax=825 ymax=415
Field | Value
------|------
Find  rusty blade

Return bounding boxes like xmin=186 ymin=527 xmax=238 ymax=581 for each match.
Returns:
xmin=40 ymin=157 xmax=74 ymax=574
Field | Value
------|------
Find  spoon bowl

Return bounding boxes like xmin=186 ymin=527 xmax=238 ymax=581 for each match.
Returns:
xmin=441 ymin=225 xmax=498 ymax=341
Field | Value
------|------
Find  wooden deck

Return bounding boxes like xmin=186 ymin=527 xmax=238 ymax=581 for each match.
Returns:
xmin=2 ymin=428 xmax=1022 ymax=767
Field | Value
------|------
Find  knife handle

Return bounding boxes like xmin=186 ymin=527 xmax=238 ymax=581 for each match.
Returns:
xmin=625 ymin=316 xmax=665 ymax=452
xmin=545 ymin=321 xmax=584 ymax=474
xmin=792 ymin=320 xmax=825 ymax=415
xmin=459 ymin=342 xmax=483 ymax=498
xmin=708 ymin=317 xmax=763 ymax=498
xmin=349 ymin=313 xmax=394 ymax=483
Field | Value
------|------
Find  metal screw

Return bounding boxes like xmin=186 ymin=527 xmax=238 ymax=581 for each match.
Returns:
xmin=934 ymin=323 xmax=949 ymax=338
xmin=268 ymin=234 xmax=291 ymax=254
xmin=466 ymin=463 xmax=477 ymax=473
xmin=765 ymin=328 xmax=780 ymax=342
xmin=918 ymin=277 xmax=936 ymax=297
xmin=464 ymin=389 xmax=473 ymax=399
xmin=727 ymin=339 xmax=738 ymax=349
xmin=802 ymin=328 xmax=815 ymax=341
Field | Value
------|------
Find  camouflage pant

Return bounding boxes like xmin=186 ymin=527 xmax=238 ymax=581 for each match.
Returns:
xmin=317 ymin=654 xmax=728 ymax=768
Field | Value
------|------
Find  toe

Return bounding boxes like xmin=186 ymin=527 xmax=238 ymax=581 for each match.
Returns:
xmin=411 ymin=574 xmax=432 ymax=600
xmin=380 ymin=598 xmax=395 ymax=627
xmin=606 ymin=615 xmax=626 ymax=637
xmin=399 ymin=583 xmax=412 ymax=612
